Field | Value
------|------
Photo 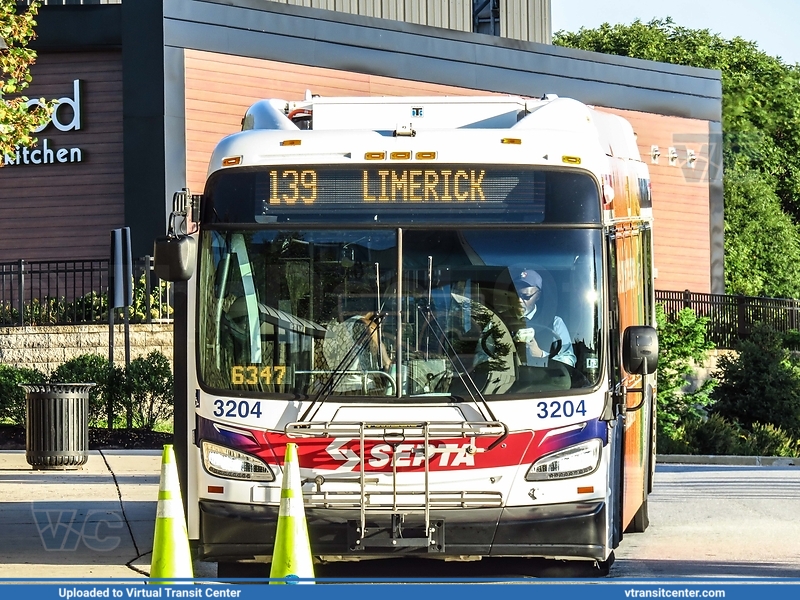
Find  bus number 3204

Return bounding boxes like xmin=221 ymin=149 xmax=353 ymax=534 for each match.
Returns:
xmin=213 ymin=399 xmax=263 ymax=419
xmin=537 ymin=399 xmax=587 ymax=419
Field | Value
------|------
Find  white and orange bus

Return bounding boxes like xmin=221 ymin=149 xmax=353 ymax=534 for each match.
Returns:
xmin=156 ymin=94 xmax=658 ymax=575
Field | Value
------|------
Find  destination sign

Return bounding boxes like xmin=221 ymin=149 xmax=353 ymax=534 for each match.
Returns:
xmin=264 ymin=166 xmax=525 ymax=206
xmin=203 ymin=166 xmax=602 ymax=225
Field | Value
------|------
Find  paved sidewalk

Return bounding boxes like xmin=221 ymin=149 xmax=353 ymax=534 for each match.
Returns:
xmin=0 ymin=450 xmax=161 ymax=579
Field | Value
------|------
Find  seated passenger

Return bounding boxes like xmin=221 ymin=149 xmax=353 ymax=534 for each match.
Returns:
xmin=323 ymin=312 xmax=391 ymax=394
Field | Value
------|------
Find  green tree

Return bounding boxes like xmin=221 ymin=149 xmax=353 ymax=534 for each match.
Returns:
xmin=655 ymin=305 xmax=714 ymax=442
xmin=723 ymin=170 xmax=800 ymax=297
xmin=125 ymin=351 xmax=173 ymax=430
xmin=711 ymin=324 xmax=800 ymax=437
xmin=1 ymin=0 xmax=51 ymax=160
xmin=555 ymin=19 xmax=800 ymax=298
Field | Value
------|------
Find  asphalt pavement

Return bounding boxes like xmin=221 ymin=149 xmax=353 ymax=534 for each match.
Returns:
xmin=0 ymin=450 xmax=796 ymax=580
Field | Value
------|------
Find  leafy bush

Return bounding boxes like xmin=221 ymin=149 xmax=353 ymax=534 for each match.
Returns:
xmin=710 ymin=324 xmax=800 ymax=437
xmin=1 ymin=277 xmax=170 ymax=327
xmin=655 ymin=305 xmax=715 ymax=447
xmin=0 ymin=364 xmax=46 ymax=425
xmin=686 ymin=414 xmax=746 ymax=456
xmin=50 ymin=354 xmax=122 ymax=427
xmin=0 ymin=302 xmax=19 ymax=326
xmin=130 ymin=276 xmax=173 ymax=322
xmin=741 ymin=423 xmax=799 ymax=457
xmin=64 ymin=291 xmax=107 ymax=324
xmin=49 ymin=351 xmax=172 ymax=430
xmin=124 ymin=351 xmax=174 ymax=430
xmin=655 ymin=426 xmax=693 ymax=455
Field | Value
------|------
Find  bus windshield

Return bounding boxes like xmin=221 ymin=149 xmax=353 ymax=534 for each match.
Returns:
xmin=197 ymin=227 xmax=603 ymax=398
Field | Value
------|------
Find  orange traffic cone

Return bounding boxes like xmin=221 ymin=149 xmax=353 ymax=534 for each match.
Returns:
xmin=269 ymin=442 xmax=315 ymax=583
xmin=150 ymin=444 xmax=193 ymax=581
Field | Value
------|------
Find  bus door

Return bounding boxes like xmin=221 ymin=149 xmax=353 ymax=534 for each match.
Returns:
xmin=607 ymin=222 xmax=655 ymax=532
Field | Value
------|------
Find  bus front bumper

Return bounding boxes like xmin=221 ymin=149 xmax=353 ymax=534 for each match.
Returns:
xmin=197 ymin=499 xmax=607 ymax=562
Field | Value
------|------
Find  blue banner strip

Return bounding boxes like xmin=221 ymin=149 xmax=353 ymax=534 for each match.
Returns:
xmin=2 ymin=581 xmax=800 ymax=600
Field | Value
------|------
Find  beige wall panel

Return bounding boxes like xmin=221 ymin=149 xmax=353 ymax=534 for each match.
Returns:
xmin=0 ymin=52 xmax=124 ymax=262
xmin=500 ymin=0 xmax=551 ymax=44
xmin=269 ymin=0 xmax=472 ymax=30
xmin=382 ymin=0 xmax=403 ymax=21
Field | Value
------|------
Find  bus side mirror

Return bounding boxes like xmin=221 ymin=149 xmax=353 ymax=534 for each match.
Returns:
xmin=622 ymin=325 xmax=658 ymax=375
xmin=154 ymin=235 xmax=196 ymax=281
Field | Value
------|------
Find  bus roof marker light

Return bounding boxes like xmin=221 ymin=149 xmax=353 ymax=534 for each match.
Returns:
xmin=365 ymin=152 xmax=386 ymax=160
xmin=280 ymin=139 xmax=302 ymax=147
xmin=390 ymin=151 xmax=411 ymax=160
xmin=222 ymin=156 xmax=241 ymax=167
xmin=562 ymin=155 xmax=581 ymax=164
xmin=415 ymin=151 xmax=437 ymax=160
xmin=501 ymin=138 xmax=522 ymax=145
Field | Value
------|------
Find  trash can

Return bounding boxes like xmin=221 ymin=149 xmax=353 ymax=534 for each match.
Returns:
xmin=20 ymin=383 xmax=95 ymax=470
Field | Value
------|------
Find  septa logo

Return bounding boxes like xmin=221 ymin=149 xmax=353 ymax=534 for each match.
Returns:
xmin=324 ymin=440 xmax=482 ymax=472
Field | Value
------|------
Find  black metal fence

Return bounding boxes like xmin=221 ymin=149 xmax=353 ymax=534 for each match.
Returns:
xmin=656 ymin=289 xmax=800 ymax=350
xmin=0 ymin=256 xmax=173 ymax=327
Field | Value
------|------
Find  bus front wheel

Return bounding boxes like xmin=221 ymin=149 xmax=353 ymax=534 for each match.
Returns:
xmin=625 ymin=498 xmax=650 ymax=533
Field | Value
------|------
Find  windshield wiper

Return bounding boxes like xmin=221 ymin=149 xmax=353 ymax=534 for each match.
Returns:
xmin=416 ymin=301 xmax=499 ymax=423
xmin=298 ymin=312 xmax=387 ymax=422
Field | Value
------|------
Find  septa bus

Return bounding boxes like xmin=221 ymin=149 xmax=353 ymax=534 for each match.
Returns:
xmin=155 ymin=94 xmax=659 ymax=574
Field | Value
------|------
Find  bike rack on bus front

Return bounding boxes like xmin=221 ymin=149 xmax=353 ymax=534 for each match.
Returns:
xmin=284 ymin=420 xmax=507 ymax=553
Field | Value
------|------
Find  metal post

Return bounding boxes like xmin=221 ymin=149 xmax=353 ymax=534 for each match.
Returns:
xmin=17 ymin=259 xmax=24 ymax=326
xmin=108 ymin=303 xmax=115 ymax=430
xmin=173 ymin=280 xmax=189 ymax=523
xmin=737 ymin=294 xmax=747 ymax=342
xmin=683 ymin=289 xmax=691 ymax=310
xmin=144 ymin=255 xmax=152 ymax=323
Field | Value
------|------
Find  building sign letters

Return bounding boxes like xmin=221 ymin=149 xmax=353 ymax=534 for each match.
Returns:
xmin=3 ymin=79 xmax=85 ymax=167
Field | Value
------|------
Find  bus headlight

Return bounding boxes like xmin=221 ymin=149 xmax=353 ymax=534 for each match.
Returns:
xmin=525 ymin=438 xmax=602 ymax=481
xmin=201 ymin=441 xmax=275 ymax=481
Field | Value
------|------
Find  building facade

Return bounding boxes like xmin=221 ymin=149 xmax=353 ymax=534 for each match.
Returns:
xmin=1 ymin=0 xmax=722 ymax=294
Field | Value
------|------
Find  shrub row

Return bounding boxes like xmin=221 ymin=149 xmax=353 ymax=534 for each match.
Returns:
xmin=0 ymin=351 xmax=173 ymax=430
xmin=657 ymin=306 xmax=800 ymax=457
xmin=0 ymin=276 xmax=172 ymax=326
xmin=658 ymin=415 xmax=800 ymax=457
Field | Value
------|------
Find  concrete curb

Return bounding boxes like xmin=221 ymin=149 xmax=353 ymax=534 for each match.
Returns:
xmin=657 ymin=454 xmax=798 ymax=466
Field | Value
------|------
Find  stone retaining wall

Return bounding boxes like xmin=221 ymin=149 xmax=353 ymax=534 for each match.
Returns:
xmin=0 ymin=324 xmax=174 ymax=375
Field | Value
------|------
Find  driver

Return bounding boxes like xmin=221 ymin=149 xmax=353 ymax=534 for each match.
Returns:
xmin=511 ymin=267 xmax=576 ymax=368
